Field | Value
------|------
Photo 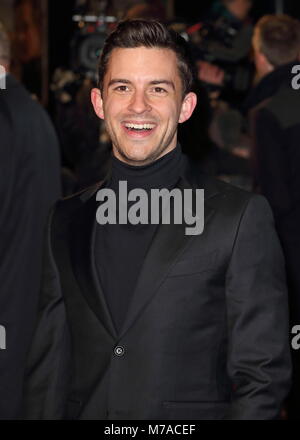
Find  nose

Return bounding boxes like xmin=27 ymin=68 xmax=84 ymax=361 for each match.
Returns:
xmin=127 ymin=90 xmax=152 ymax=114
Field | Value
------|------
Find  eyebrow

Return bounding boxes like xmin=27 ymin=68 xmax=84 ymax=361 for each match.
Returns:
xmin=108 ymin=78 xmax=175 ymax=90
xmin=108 ymin=79 xmax=131 ymax=87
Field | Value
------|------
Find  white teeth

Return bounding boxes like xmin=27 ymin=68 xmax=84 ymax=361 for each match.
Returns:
xmin=124 ymin=123 xmax=155 ymax=130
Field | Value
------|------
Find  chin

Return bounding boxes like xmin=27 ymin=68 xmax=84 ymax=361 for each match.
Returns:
xmin=124 ymin=153 xmax=155 ymax=165
xmin=120 ymin=145 xmax=158 ymax=164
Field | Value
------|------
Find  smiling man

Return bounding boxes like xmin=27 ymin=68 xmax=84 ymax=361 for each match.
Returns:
xmin=91 ymin=42 xmax=196 ymax=165
xmin=22 ymin=20 xmax=291 ymax=420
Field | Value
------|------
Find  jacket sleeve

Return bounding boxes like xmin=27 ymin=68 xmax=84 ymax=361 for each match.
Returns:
xmin=250 ymin=106 xmax=292 ymax=218
xmin=225 ymin=194 xmax=292 ymax=419
xmin=0 ymin=109 xmax=41 ymax=419
xmin=21 ymin=206 xmax=71 ymax=420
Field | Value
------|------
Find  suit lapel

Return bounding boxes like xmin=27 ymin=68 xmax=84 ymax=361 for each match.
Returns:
xmin=118 ymin=164 xmax=217 ymax=339
xmin=68 ymin=156 xmax=219 ymax=341
xmin=69 ymin=184 xmax=118 ymax=340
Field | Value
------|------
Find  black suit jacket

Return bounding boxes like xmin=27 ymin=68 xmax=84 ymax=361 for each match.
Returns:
xmin=0 ymin=74 xmax=61 ymax=419
xmin=22 ymin=156 xmax=291 ymax=420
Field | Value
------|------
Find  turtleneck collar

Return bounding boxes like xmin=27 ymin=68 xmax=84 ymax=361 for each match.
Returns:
xmin=108 ymin=143 xmax=183 ymax=191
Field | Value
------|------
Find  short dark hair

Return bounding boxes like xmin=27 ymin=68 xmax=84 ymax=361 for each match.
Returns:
xmin=255 ymin=14 xmax=300 ymax=67
xmin=98 ymin=19 xmax=195 ymax=97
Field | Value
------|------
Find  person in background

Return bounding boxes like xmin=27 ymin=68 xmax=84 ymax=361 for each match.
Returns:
xmin=248 ymin=14 xmax=300 ymax=419
xmin=184 ymin=0 xmax=253 ymax=189
xmin=0 ymin=22 xmax=61 ymax=419
xmin=124 ymin=1 xmax=166 ymax=21
xmin=14 ymin=0 xmax=42 ymax=99
xmin=196 ymin=0 xmax=254 ymax=107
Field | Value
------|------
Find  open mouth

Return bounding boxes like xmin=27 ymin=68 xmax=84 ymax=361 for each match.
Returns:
xmin=122 ymin=122 xmax=157 ymax=136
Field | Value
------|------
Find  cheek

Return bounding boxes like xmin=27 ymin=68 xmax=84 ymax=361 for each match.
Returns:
xmin=104 ymin=97 xmax=130 ymax=120
xmin=155 ymin=100 xmax=181 ymax=122
xmin=103 ymin=101 xmax=118 ymax=123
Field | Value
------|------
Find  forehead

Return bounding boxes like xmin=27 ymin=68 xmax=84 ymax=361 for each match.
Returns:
xmin=104 ymin=47 xmax=181 ymax=84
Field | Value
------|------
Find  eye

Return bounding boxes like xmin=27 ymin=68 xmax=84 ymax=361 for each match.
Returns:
xmin=152 ymin=87 xmax=167 ymax=94
xmin=114 ymin=85 xmax=130 ymax=92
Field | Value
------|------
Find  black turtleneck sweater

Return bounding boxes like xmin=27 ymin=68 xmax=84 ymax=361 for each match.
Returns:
xmin=95 ymin=144 xmax=183 ymax=334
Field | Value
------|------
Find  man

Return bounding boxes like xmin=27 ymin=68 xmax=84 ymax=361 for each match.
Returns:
xmin=0 ymin=22 xmax=61 ymax=419
xmin=22 ymin=19 xmax=291 ymax=420
xmin=248 ymin=14 xmax=300 ymax=419
xmin=14 ymin=0 xmax=42 ymax=99
xmin=196 ymin=0 xmax=254 ymax=107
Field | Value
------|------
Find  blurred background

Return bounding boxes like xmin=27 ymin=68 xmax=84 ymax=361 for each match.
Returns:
xmin=1 ymin=0 xmax=300 ymax=420
xmin=1 ymin=0 xmax=299 ymax=196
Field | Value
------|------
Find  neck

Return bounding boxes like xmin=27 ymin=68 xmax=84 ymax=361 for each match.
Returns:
xmin=259 ymin=65 xmax=274 ymax=80
xmin=112 ymin=141 xmax=177 ymax=167
xmin=109 ymin=143 xmax=183 ymax=191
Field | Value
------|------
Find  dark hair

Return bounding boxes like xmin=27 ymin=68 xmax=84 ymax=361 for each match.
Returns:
xmin=98 ymin=19 xmax=195 ymax=97
xmin=255 ymin=14 xmax=300 ymax=67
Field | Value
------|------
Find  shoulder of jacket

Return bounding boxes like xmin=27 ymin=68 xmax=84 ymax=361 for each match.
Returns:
xmin=183 ymin=158 xmax=254 ymax=212
xmin=199 ymin=172 xmax=253 ymax=202
xmin=51 ymin=181 xmax=103 ymax=222
xmin=199 ymin=174 xmax=260 ymax=221
xmin=250 ymin=84 xmax=300 ymax=130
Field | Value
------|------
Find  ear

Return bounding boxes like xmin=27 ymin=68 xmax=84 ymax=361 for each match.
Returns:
xmin=178 ymin=92 xmax=197 ymax=124
xmin=91 ymin=87 xmax=105 ymax=120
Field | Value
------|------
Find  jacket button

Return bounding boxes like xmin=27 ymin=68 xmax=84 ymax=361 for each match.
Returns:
xmin=114 ymin=345 xmax=125 ymax=356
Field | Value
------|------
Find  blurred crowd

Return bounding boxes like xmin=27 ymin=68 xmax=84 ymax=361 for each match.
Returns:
xmin=1 ymin=0 xmax=300 ymax=419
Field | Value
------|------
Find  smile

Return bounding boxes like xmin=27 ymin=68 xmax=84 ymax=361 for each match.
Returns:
xmin=122 ymin=121 xmax=157 ymax=138
xmin=125 ymin=123 xmax=156 ymax=130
